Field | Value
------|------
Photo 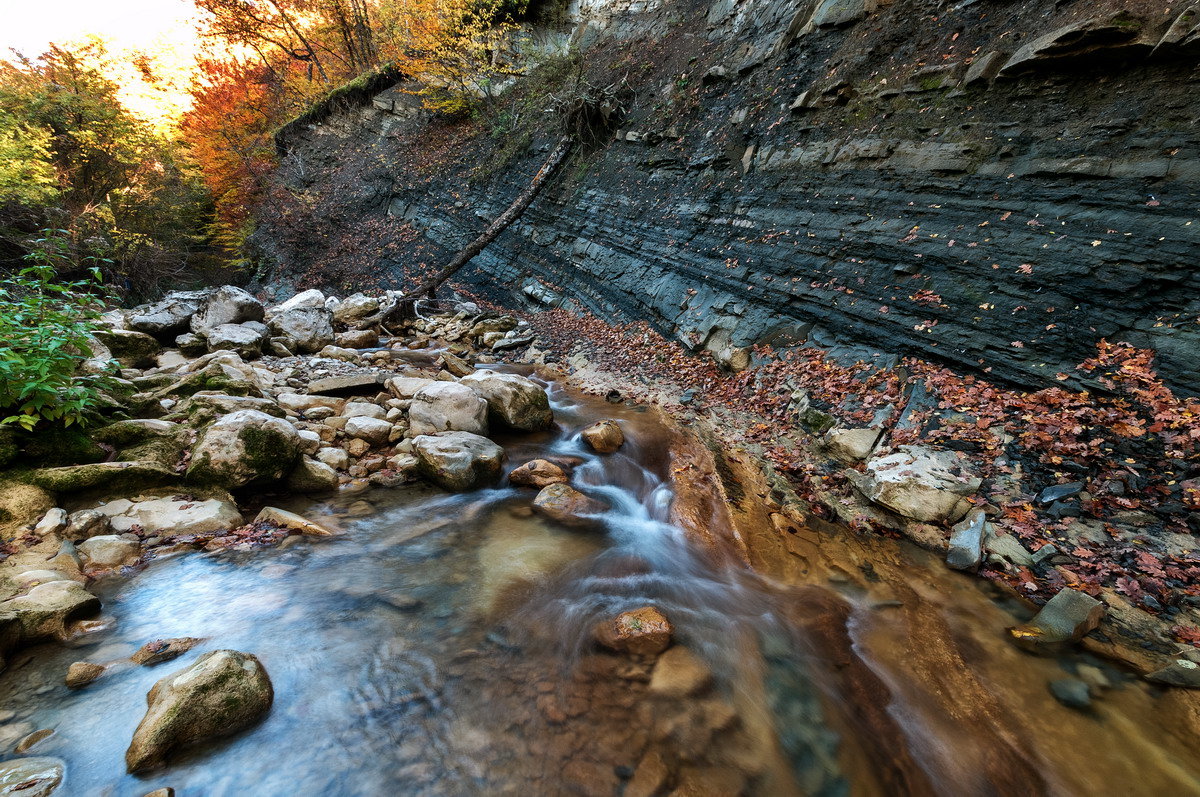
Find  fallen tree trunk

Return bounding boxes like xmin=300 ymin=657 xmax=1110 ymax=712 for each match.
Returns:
xmin=407 ymin=136 xmax=574 ymax=299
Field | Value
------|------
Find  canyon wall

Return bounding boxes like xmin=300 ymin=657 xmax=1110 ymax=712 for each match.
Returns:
xmin=258 ymin=0 xmax=1200 ymax=393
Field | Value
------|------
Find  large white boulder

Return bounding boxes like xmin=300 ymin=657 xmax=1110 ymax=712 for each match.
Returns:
xmin=96 ymin=495 xmax=243 ymax=537
xmin=857 ymin=445 xmax=981 ymax=523
xmin=205 ymin=323 xmax=266 ymax=359
xmin=275 ymin=289 xmax=326 ymax=312
xmin=191 ymin=286 xmax=264 ymax=335
xmin=77 ymin=535 xmax=141 ymax=569
xmin=331 ymin=293 xmax=379 ymax=325
xmin=186 ymin=410 xmax=301 ymax=489
xmin=413 ymin=432 xmax=505 ymax=491
xmin=408 ymin=383 xmax=488 ymax=436
xmin=460 ymin=371 xmax=553 ymax=431
xmin=267 ymin=306 xmax=334 ymax=354
xmin=344 ymin=416 xmax=393 ymax=446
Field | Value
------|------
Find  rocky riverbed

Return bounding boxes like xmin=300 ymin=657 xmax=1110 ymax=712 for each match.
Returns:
xmin=0 ymin=285 xmax=1198 ymax=794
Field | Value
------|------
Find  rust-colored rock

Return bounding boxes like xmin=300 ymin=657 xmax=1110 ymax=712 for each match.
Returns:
xmin=65 ymin=661 xmax=106 ymax=689
xmin=581 ymin=419 xmax=624 ymax=454
xmin=132 ymin=637 xmax=203 ymax=666
xmin=595 ymin=606 xmax=673 ymax=656
xmin=510 ymin=459 xmax=569 ymax=488
xmin=532 ymin=483 xmax=606 ymax=527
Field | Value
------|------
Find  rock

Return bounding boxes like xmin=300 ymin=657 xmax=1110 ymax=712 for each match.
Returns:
xmin=532 ymin=483 xmax=607 ymax=527
xmin=1010 ymin=588 xmax=1105 ymax=649
xmin=187 ymin=410 xmax=301 ymax=489
xmin=143 ymin=789 xmax=175 ymax=797
xmin=276 ymin=393 xmax=346 ymax=415
xmin=125 ymin=650 xmax=273 ymax=773
xmin=0 ymin=581 xmax=100 ymax=643
xmin=963 ymin=50 xmax=1008 ymax=85
xmin=205 ymin=323 xmax=266 ymax=359
xmin=1049 ymin=678 xmax=1092 ymax=709
xmin=32 ymin=509 xmax=68 ymax=538
xmin=254 ymin=506 xmax=334 ymax=536
xmin=984 ymin=530 xmax=1034 ymax=568
xmin=409 ymin=383 xmax=488 ymax=436
xmin=78 ymin=535 xmax=141 ymax=569
xmin=413 ymin=432 xmax=505 ymax=492
xmin=595 ymin=607 xmax=673 ymax=655
xmin=316 ymin=447 xmax=350 ymax=470
xmin=648 ymin=646 xmax=712 ymax=698
xmin=344 ymin=417 xmax=393 ymax=447
xmin=1146 ymin=659 xmax=1200 ymax=688
xmin=626 ymin=752 xmax=670 ymax=797
xmin=14 ymin=729 xmax=54 ymax=754
xmin=581 ymin=420 xmax=624 ymax=453
xmin=128 ymin=291 xmax=209 ymax=338
xmin=175 ymin=333 xmax=207 ymax=356
xmin=47 ymin=542 xmax=83 ymax=582
xmin=65 ymin=661 xmax=106 ymax=689
xmin=132 ymin=637 xmax=203 ymax=666
xmin=509 ymin=459 xmax=569 ymax=488
xmin=286 ymin=457 xmax=340 ymax=492
xmin=822 ymin=427 xmax=882 ymax=462
xmin=492 ymin=335 xmax=533 ymax=352
xmin=346 ymin=439 xmax=370 ymax=458
xmin=331 ymin=293 xmax=379 ymax=325
xmin=296 ymin=429 xmax=322 ymax=455
xmin=275 ymin=289 xmax=325 ymax=312
xmin=342 ymin=402 xmax=386 ymax=419
xmin=0 ymin=757 xmax=63 ymax=796
xmin=190 ymin=286 xmax=264 ymax=335
xmin=440 ymin=352 xmax=475 ymax=378
xmin=335 ymin=329 xmax=379 ymax=348
xmin=387 ymin=376 xmax=436 ymax=399
xmin=946 ymin=509 xmax=986 ymax=571
xmin=63 ymin=509 xmax=111 ymax=541
xmin=316 ymin=344 xmax=359 ymax=362
xmin=31 ymin=461 xmax=179 ymax=494
xmin=1036 ymin=481 xmax=1085 ymax=506
xmin=460 ymin=371 xmax=553 ymax=431
xmin=267 ymin=306 xmax=334 ymax=354
xmin=95 ymin=329 xmax=161 ymax=368
xmin=1001 ymin=16 xmax=1151 ymax=75
xmin=809 ymin=0 xmax=870 ymax=28
xmin=857 ymin=446 xmax=980 ymax=523
xmin=307 ymin=373 xmax=385 ymax=395
xmin=96 ymin=496 xmax=242 ymax=538
xmin=14 ymin=570 xmax=74 ymax=590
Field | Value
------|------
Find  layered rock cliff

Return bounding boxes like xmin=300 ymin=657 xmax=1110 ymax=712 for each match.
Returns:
xmin=256 ymin=0 xmax=1200 ymax=394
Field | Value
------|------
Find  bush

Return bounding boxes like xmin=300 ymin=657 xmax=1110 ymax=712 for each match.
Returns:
xmin=0 ymin=230 xmax=116 ymax=431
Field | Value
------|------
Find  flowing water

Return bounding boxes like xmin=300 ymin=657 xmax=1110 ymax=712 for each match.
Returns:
xmin=2 ymin=370 xmax=1199 ymax=796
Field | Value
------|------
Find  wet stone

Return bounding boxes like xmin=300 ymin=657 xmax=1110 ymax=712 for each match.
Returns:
xmin=595 ymin=607 xmax=673 ymax=656
xmin=132 ymin=637 xmax=204 ymax=666
xmin=65 ymin=661 xmax=106 ymax=689
xmin=1049 ymin=678 xmax=1092 ymax=710
xmin=1011 ymin=588 xmax=1105 ymax=650
xmin=649 ymin=646 xmax=713 ymax=698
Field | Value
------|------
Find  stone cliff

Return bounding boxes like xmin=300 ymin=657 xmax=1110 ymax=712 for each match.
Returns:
xmin=256 ymin=0 xmax=1200 ymax=393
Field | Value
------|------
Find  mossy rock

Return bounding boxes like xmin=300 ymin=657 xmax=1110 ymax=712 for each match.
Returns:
xmin=800 ymin=407 xmax=836 ymax=435
xmin=185 ymin=410 xmax=300 ymax=489
xmin=0 ymin=429 xmax=18 ymax=469
xmin=31 ymin=461 xmax=180 ymax=494
xmin=20 ymin=427 xmax=106 ymax=468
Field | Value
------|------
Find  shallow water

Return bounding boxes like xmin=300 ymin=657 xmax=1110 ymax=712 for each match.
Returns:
xmin=2 ymin=370 xmax=1199 ymax=796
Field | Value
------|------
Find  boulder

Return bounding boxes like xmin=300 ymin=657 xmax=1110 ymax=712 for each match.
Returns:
xmin=581 ymin=420 xmax=624 ymax=454
xmin=63 ymin=509 xmax=112 ymax=541
xmin=413 ymin=432 xmax=505 ymax=492
xmin=0 ymin=581 xmax=100 ymax=643
xmin=857 ymin=446 xmax=980 ymax=523
xmin=648 ymin=646 xmax=713 ymax=698
xmin=822 ymin=427 xmax=882 ymax=463
xmin=1010 ymin=588 xmax=1105 ymax=650
xmin=205 ymin=324 xmax=266 ymax=359
xmin=307 ymin=373 xmax=385 ymax=395
xmin=946 ymin=509 xmax=986 ymax=571
xmin=66 ymin=661 xmax=106 ymax=689
xmin=254 ymin=506 xmax=333 ymax=536
xmin=316 ymin=345 xmax=359 ymax=362
xmin=344 ymin=417 xmax=393 ymax=447
xmin=331 ymin=293 xmax=379 ymax=325
xmin=127 ymin=291 xmax=209 ymax=338
xmin=595 ymin=606 xmax=673 ymax=655
xmin=175 ymin=332 xmax=207 ymax=356
xmin=95 ymin=329 xmax=161 ymax=368
xmin=267 ymin=306 xmax=334 ymax=354
xmin=509 ymin=459 xmax=569 ymax=488
xmin=335 ymin=329 xmax=379 ymax=348
xmin=286 ymin=457 xmax=340 ymax=492
xmin=190 ymin=286 xmax=264 ymax=335
xmin=276 ymin=393 xmax=346 ymax=415
xmin=32 ymin=508 xmax=68 ymax=538
xmin=460 ymin=371 xmax=553 ymax=431
xmin=32 ymin=461 xmax=179 ymax=494
xmin=342 ymin=402 xmax=386 ymax=419
xmin=387 ymin=377 xmax=436 ymax=399
xmin=532 ymin=483 xmax=607 ymax=527
xmin=440 ymin=352 xmax=475 ymax=378
xmin=78 ymin=535 xmax=141 ymax=569
xmin=316 ymin=447 xmax=350 ymax=470
xmin=274 ymin=289 xmax=325 ymax=312
xmin=0 ymin=757 xmax=64 ymax=797
xmin=132 ymin=637 xmax=203 ymax=666
xmin=409 ymin=383 xmax=488 ymax=436
xmin=187 ymin=410 xmax=301 ymax=489
xmin=96 ymin=496 xmax=242 ymax=538
xmin=125 ymin=650 xmax=273 ymax=773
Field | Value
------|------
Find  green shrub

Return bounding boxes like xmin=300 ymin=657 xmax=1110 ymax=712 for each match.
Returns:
xmin=0 ymin=230 xmax=117 ymax=431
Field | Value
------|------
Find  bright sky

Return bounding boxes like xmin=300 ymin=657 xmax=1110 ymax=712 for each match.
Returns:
xmin=0 ymin=0 xmax=207 ymax=127
xmin=0 ymin=0 xmax=199 ymax=58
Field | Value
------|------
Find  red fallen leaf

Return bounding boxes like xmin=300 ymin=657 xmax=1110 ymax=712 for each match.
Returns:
xmin=1116 ymin=576 xmax=1143 ymax=597
xmin=1173 ymin=625 xmax=1200 ymax=646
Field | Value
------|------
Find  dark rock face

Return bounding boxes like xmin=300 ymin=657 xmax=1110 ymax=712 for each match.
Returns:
xmin=257 ymin=0 xmax=1200 ymax=394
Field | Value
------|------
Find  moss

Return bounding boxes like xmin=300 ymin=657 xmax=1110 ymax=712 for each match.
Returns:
xmin=0 ymin=429 xmax=18 ymax=469
xmin=20 ymin=426 xmax=106 ymax=467
xmin=273 ymin=64 xmax=406 ymax=154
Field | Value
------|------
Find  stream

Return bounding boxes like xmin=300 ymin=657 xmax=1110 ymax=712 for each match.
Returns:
xmin=1 ymin=369 xmax=1199 ymax=795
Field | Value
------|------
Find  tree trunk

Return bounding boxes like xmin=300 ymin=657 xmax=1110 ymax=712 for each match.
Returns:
xmin=408 ymin=136 xmax=573 ymax=299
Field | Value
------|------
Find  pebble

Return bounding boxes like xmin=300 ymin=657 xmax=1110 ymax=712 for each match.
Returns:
xmin=1049 ymin=678 xmax=1092 ymax=710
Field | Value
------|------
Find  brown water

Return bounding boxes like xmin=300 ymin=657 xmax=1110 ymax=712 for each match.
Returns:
xmin=1 ymin=371 xmax=1199 ymax=796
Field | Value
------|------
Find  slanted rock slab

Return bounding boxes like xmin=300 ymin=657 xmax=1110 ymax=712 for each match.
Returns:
xmin=0 ymin=756 xmax=64 ymax=797
xmin=1011 ymin=588 xmax=1105 ymax=650
xmin=648 ymin=646 xmax=713 ymax=698
xmin=857 ymin=445 xmax=980 ymax=523
xmin=254 ymin=507 xmax=334 ymax=536
xmin=125 ymin=650 xmax=273 ymax=773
